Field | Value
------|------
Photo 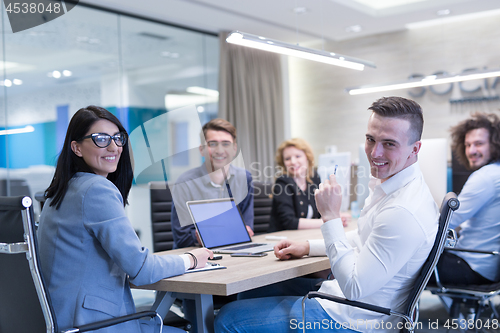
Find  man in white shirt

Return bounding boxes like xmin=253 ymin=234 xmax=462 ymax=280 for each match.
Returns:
xmin=435 ymin=113 xmax=500 ymax=285
xmin=215 ymin=96 xmax=439 ymax=333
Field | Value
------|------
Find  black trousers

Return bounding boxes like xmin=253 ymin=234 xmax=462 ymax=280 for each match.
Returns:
xmin=434 ymin=251 xmax=493 ymax=286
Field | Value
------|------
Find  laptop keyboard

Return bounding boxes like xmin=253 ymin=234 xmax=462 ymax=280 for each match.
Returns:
xmin=223 ymin=243 xmax=265 ymax=251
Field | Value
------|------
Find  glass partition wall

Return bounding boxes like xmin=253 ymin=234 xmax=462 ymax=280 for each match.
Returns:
xmin=0 ymin=3 xmax=219 ymax=249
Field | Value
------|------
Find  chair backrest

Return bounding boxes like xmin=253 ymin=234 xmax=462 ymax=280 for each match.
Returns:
xmin=252 ymin=181 xmax=273 ymax=235
xmin=402 ymin=192 xmax=459 ymax=331
xmin=150 ymin=182 xmax=175 ymax=252
xmin=0 ymin=195 xmax=57 ymax=333
xmin=35 ymin=191 xmax=47 ymax=211
xmin=0 ymin=178 xmax=31 ymax=197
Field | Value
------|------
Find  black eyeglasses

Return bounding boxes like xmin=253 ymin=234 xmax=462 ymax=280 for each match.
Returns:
xmin=80 ymin=132 xmax=127 ymax=148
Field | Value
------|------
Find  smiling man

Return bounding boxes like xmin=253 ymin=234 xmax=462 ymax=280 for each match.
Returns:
xmin=435 ymin=112 xmax=500 ymax=285
xmin=170 ymin=118 xmax=254 ymax=249
xmin=214 ymin=96 xmax=439 ymax=333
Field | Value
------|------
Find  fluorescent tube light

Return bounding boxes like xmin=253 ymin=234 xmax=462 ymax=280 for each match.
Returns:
xmin=186 ymin=86 xmax=219 ymax=97
xmin=226 ymin=31 xmax=376 ymax=71
xmin=346 ymin=68 xmax=500 ymax=95
xmin=0 ymin=125 xmax=35 ymax=135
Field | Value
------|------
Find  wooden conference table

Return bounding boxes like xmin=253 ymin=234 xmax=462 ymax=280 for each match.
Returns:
xmin=133 ymin=228 xmax=331 ymax=333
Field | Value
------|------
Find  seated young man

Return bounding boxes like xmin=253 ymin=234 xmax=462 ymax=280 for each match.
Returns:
xmin=214 ymin=96 xmax=439 ymax=333
xmin=170 ymin=118 xmax=254 ymax=249
xmin=435 ymin=113 xmax=500 ymax=285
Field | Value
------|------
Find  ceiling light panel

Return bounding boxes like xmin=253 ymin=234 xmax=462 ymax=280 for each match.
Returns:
xmin=226 ymin=31 xmax=375 ymax=70
xmin=346 ymin=68 xmax=500 ymax=95
xmin=351 ymin=0 xmax=428 ymax=10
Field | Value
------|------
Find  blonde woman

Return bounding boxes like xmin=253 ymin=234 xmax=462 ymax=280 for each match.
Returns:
xmin=268 ymin=138 xmax=323 ymax=232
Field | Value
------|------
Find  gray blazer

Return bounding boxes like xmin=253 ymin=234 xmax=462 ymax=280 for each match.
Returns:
xmin=38 ymin=172 xmax=185 ymax=332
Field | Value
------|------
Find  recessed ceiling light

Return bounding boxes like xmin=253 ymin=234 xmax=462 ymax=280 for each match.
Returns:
xmin=293 ymin=7 xmax=309 ymax=14
xmin=3 ymin=79 xmax=12 ymax=87
xmin=197 ymin=106 xmax=205 ymax=113
xmin=161 ymin=51 xmax=180 ymax=58
xmin=62 ymin=70 xmax=72 ymax=77
xmin=13 ymin=79 xmax=22 ymax=85
xmin=437 ymin=9 xmax=451 ymax=16
xmin=352 ymin=0 xmax=426 ymax=10
xmin=345 ymin=25 xmax=362 ymax=33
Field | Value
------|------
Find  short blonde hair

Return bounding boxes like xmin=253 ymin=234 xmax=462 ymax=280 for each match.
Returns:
xmin=275 ymin=138 xmax=315 ymax=181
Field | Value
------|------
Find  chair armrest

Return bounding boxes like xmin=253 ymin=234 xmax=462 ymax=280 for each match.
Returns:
xmin=61 ymin=311 xmax=158 ymax=333
xmin=445 ymin=248 xmax=500 ymax=255
xmin=306 ymin=292 xmax=391 ymax=316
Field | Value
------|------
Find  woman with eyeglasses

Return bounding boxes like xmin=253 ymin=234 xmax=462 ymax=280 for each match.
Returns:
xmin=38 ymin=106 xmax=212 ymax=333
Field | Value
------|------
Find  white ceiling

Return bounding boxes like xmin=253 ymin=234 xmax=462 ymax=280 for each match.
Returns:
xmin=82 ymin=0 xmax=500 ymax=43
xmin=4 ymin=0 xmax=500 ymax=114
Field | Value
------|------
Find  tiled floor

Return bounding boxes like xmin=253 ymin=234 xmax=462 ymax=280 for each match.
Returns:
xmin=417 ymin=291 xmax=500 ymax=333
xmin=417 ymin=291 xmax=455 ymax=332
xmin=133 ymin=289 xmax=500 ymax=332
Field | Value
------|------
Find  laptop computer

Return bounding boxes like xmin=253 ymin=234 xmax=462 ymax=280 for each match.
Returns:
xmin=186 ymin=198 xmax=275 ymax=254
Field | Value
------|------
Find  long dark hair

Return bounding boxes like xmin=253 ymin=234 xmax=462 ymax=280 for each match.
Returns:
xmin=45 ymin=106 xmax=133 ymax=209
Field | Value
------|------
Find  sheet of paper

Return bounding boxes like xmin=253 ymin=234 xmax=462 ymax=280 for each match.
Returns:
xmin=184 ymin=262 xmax=226 ymax=274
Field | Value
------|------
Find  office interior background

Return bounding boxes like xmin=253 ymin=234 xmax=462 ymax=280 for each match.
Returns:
xmin=1 ymin=0 xmax=500 ymax=251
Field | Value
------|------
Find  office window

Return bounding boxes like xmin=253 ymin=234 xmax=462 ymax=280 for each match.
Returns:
xmin=0 ymin=4 xmax=219 ymax=205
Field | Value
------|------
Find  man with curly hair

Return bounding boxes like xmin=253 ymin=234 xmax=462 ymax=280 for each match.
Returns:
xmin=436 ymin=112 xmax=500 ymax=285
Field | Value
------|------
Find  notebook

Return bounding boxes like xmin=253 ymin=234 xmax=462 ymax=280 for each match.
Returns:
xmin=186 ymin=198 xmax=275 ymax=254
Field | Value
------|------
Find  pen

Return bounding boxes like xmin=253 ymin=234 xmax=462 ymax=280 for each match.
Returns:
xmin=334 ymin=164 xmax=338 ymax=176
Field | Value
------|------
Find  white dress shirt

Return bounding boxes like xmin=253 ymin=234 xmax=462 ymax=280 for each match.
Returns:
xmin=308 ymin=162 xmax=439 ymax=333
xmin=449 ymin=162 xmax=500 ymax=281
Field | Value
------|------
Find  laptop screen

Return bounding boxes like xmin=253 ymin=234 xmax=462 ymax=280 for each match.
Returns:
xmin=187 ymin=199 xmax=251 ymax=248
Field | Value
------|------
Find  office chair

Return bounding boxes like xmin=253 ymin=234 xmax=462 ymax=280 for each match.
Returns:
xmin=0 ymin=195 xmax=163 ymax=333
xmin=148 ymin=182 xmax=195 ymax=329
xmin=35 ymin=190 xmax=47 ymax=210
xmin=150 ymin=182 xmax=176 ymax=252
xmin=427 ymin=237 xmax=500 ymax=326
xmin=0 ymin=178 xmax=31 ymax=197
xmin=303 ymin=192 xmax=460 ymax=333
xmin=252 ymin=181 xmax=273 ymax=235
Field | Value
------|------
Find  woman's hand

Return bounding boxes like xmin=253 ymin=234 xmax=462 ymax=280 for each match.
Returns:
xmin=189 ymin=248 xmax=213 ymax=268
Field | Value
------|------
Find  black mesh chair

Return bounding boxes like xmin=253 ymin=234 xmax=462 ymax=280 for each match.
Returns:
xmin=252 ymin=181 xmax=273 ymax=235
xmin=0 ymin=178 xmax=31 ymax=197
xmin=303 ymin=192 xmax=460 ymax=333
xmin=427 ymin=234 xmax=500 ymax=323
xmin=0 ymin=195 xmax=163 ymax=333
xmin=149 ymin=182 xmax=192 ymax=329
xmin=35 ymin=190 xmax=47 ymax=211
xmin=150 ymin=182 xmax=175 ymax=252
